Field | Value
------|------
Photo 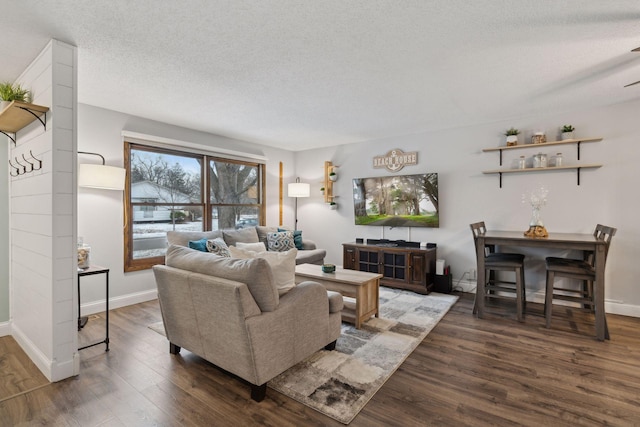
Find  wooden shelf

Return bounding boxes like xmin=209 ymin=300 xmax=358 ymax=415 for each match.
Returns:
xmin=0 ymin=101 xmax=49 ymax=143
xmin=482 ymin=137 xmax=602 ymax=153
xmin=482 ymin=164 xmax=602 ymax=174
xmin=482 ymin=136 xmax=603 ymax=187
xmin=483 ymin=164 xmax=602 ymax=186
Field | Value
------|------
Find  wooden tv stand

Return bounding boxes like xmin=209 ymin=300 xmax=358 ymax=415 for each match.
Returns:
xmin=342 ymin=241 xmax=437 ymax=294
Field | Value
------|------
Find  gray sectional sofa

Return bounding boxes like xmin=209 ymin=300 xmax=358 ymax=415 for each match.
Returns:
xmin=166 ymin=225 xmax=326 ymax=265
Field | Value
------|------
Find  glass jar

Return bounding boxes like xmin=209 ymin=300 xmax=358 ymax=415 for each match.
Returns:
xmin=533 ymin=153 xmax=548 ymax=168
xmin=78 ymin=239 xmax=91 ymax=269
xmin=554 ymin=152 xmax=563 ymax=167
xmin=517 ymin=156 xmax=526 ymax=169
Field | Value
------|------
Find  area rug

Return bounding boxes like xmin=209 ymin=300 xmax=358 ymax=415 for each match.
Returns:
xmin=149 ymin=287 xmax=457 ymax=424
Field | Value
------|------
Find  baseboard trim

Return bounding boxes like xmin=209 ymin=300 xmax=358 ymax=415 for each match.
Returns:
xmin=11 ymin=324 xmax=54 ymax=382
xmin=465 ymin=287 xmax=640 ymax=318
xmin=0 ymin=321 xmax=10 ymax=337
xmin=81 ymin=289 xmax=158 ymax=316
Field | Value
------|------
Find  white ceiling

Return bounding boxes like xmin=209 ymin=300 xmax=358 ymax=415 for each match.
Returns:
xmin=2 ymin=1 xmax=640 ymax=151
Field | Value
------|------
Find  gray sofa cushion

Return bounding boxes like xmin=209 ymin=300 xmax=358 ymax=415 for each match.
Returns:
xmin=167 ymin=230 xmax=223 ymax=247
xmin=165 ymin=245 xmax=279 ymax=312
xmin=223 ymin=227 xmax=260 ymax=246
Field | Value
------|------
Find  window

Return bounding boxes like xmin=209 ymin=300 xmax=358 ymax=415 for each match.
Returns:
xmin=124 ymin=142 xmax=265 ymax=272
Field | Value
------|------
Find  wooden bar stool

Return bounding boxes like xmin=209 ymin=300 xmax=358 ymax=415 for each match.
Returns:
xmin=470 ymin=222 xmax=526 ymax=322
xmin=545 ymin=224 xmax=616 ymax=339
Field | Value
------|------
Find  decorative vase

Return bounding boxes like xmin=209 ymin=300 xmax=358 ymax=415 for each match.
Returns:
xmin=524 ymin=207 xmax=548 ymax=238
xmin=506 ymin=135 xmax=518 ymax=146
xmin=329 ymin=203 xmax=337 ymax=210
xmin=329 ymin=174 xmax=337 ymax=182
xmin=561 ymin=131 xmax=574 ymax=140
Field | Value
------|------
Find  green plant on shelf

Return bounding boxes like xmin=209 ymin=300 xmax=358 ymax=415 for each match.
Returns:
xmin=0 ymin=82 xmax=31 ymax=102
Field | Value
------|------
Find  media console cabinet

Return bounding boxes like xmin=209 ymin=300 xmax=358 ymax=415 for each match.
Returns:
xmin=342 ymin=240 xmax=437 ymax=294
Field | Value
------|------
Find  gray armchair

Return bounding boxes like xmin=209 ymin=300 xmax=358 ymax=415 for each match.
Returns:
xmin=153 ymin=245 xmax=343 ymax=401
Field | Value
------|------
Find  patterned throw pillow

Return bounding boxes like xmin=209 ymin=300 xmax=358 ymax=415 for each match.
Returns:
xmin=206 ymin=237 xmax=231 ymax=257
xmin=267 ymin=231 xmax=295 ymax=252
xmin=278 ymin=228 xmax=303 ymax=250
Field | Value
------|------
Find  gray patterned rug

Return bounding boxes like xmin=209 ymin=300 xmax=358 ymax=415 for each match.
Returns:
xmin=269 ymin=287 xmax=457 ymax=424
xmin=150 ymin=287 xmax=457 ymax=424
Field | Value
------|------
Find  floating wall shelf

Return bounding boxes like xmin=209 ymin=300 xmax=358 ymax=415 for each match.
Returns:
xmin=482 ymin=137 xmax=602 ymax=165
xmin=0 ymin=101 xmax=50 ymax=145
xmin=482 ymin=136 xmax=603 ymax=187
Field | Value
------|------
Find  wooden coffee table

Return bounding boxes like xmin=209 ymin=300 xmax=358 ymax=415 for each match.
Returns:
xmin=295 ymin=263 xmax=382 ymax=328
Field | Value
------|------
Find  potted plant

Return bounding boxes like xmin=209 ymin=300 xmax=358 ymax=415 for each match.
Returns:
xmin=329 ymin=201 xmax=337 ymax=210
xmin=320 ymin=187 xmax=325 ymax=195
xmin=0 ymin=82 xmax=31 ymax=111
xmin=561 ymin=125 xmax=575 ymax=140
xmin=504 ymin=127 xmax=520 ymax=146
xmin=328 ymin=171 xmax=337 ymax=181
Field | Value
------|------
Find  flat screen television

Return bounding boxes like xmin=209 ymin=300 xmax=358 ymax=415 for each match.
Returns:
xmin=352 ymin=173 xmax=439 ymax=227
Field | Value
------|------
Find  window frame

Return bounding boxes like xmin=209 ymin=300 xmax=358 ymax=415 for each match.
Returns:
xmin=123 ymin=141 xmax=266 ymax=272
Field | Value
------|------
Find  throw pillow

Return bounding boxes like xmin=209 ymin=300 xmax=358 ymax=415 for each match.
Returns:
xmin=278 ymin=227 xmax=303 ymax=250
xmin=267 ymin=231 xmax=295 ymax=252
xmin=229 ymin=246 xmax=298 ymax=296
xmin=188 ymin=238 xmax=208 ymax=252
xmin=236 ymin=241 xmax=267 ymax=252
xmin=222 ymin=227 xmax=260 ymax=246
xmin=206 ymin=237 xmax=231 ymax=257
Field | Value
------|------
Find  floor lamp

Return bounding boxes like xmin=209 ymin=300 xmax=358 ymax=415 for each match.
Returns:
xmin=288 ymin=177 xmax=310 ymax=230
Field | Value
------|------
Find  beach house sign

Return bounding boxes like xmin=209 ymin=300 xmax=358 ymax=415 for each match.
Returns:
xmin=373 ymin=149 xmax=418 ymax=172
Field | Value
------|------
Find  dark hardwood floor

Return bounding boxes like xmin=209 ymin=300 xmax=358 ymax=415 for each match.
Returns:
xmin=2 ymin=292 xmax=640 ymax=426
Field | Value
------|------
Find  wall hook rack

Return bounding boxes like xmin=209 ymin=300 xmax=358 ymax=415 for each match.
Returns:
xmin=8 ymin=151 xmax=43 ymax=177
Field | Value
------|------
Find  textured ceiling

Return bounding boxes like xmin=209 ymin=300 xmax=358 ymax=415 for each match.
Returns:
xmin=2 ymin=1 xmax=640 ymax=151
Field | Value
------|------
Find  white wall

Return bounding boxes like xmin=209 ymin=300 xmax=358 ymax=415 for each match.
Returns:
xmin=77 ymin=104 xmax=295 ymax=310
xmin=294 ymin=98 xmax=640 ymax=316
xmin=10 ymin=40 xmax=78 ymax=381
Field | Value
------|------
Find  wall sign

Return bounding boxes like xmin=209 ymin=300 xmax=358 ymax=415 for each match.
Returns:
xmin=373 ymin=149 xmax=418 ymax=172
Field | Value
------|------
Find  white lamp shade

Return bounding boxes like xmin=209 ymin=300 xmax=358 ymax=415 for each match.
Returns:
xmin=288 ymin=182 xmax=310 ymax=198
xmin=79 ymin=164 xmax=126 ymax=190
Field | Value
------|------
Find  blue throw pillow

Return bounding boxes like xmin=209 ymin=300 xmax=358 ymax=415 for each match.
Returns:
xmin=188 ymin=238 xmax=208 ymax=252
xmin=279 ymin=228 xmax=303 ymax=250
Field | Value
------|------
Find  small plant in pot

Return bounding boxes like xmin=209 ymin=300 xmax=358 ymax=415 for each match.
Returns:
xmin=329 ymin=201 xmax=337 ymax=210
xmin=504 ymin=127 xmax=520 ymax=146
xmin=561 ymin=125 xmax=575 ymax=140
xmin=320 ymin=187 xmax=325 ymax=194
xmin=328 ymin=171 xmax=337 ymax=182
xmin=0 ymin=82 xmax=31 ymax=110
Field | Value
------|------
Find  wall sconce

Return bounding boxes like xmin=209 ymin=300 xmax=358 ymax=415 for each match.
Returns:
xmin=287 ymin=177 xmax=310 ymax=230
xmin=78 ymin=151 xmax=126 ymax=191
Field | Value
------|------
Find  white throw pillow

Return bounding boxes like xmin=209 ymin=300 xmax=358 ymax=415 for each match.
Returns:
xmin=229 ymin=246 xmax=297 ymax=295
xmin=236 ymin=241 xmax=267 ymax=252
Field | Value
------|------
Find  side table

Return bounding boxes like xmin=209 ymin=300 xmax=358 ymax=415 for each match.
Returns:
xmin=78 ymin=265 xmax=110 ymax=351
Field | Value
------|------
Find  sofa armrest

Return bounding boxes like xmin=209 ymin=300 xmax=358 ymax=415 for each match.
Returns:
xmin=301 ymin=239 xmax=317 ymax=250
xmin=245 ymin=281 xmax=337 ymax=384
xmin=326 ymin=290 xmax=344 ymax=313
